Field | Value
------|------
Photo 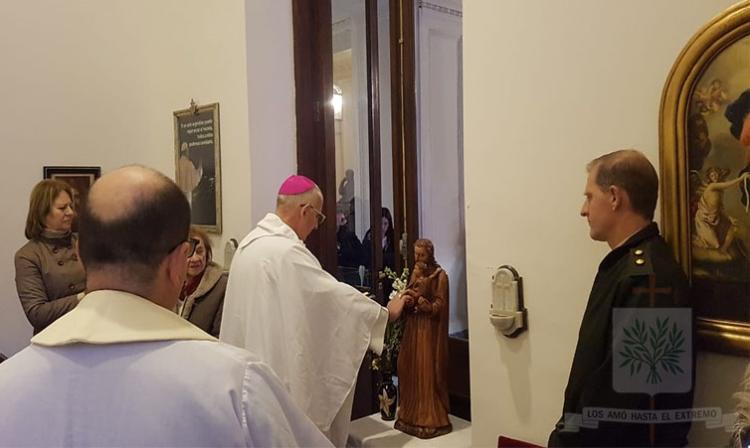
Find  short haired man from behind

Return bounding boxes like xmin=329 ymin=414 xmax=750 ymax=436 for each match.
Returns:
xmin=221 ymin=174 xmax=407 ymax=447
xmin=0 ymin=166 xmax=331 ymax=448
xmin=549 ymin=150 xmax=694 ymax=447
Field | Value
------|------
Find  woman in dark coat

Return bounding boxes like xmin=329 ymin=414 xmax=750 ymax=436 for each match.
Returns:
xmin=178 ymin=227 xmax=227 ymax=337
xmin=15 ymin=180 xmax=86 ymax=334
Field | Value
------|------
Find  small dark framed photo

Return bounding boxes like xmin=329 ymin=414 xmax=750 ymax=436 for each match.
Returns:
xmin=43 ymin=166 xmax=101 ymax=230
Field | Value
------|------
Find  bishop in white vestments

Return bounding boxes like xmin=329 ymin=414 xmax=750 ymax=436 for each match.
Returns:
xmin=221 ymin=175 xmax=406 ymax=446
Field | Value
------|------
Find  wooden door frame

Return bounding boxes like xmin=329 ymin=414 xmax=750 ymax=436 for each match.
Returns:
xmin=389 ymin=0 xmax=419 ymax=270
xmin=292 ymin=0 xmax=338 ymax=274
xmin=291 ymin=0 xmax=422 ymax=421
xmin=291 ymin=0 xmax=419 ymax=275
xmin=365 ymin=0 xmax=385 ymax=301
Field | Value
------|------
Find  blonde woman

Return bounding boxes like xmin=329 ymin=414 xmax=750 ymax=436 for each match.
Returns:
xmin=15 ymin=180 xmax=85 ymax=334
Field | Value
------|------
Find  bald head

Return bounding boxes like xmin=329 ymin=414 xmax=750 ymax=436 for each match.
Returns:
xmin=88 ymin=166 xmax=169 ymax=222
xmin=79 ymin=165 xmax=190 ymax=284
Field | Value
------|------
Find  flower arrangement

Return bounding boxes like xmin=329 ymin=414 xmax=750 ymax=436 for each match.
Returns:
xmin=370 ymin=267 xmax=409 ymax=374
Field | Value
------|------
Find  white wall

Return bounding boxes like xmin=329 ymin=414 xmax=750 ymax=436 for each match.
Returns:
xmin=463 ymin=1 xmax=740 ymax=446
xmin=416 ymin=0 xmax=466 ymax=334
xmin=0 ymin=0 xmax=252 ymax=356
xmin=246 ymin=0 xmax=297 ymax=227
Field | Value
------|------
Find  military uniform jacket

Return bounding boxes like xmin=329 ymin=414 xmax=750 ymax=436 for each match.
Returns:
xmin=550 ymin=223 xmax=694 ymax=447
xmin=14 ymin=230 xmax=86 ymax=334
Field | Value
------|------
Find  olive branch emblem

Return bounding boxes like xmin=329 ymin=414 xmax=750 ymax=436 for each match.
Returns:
xmin=618 ymin=317 xmax=685 ymax=384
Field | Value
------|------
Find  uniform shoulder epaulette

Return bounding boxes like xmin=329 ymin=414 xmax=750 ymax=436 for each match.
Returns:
xmin=626 ymin=246 xmax=654 ymax=277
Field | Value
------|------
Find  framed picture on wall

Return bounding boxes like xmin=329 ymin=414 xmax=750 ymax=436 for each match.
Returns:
xmin=660 ymin=2 xmax=750 ymax=356
xmin=43 ymin=166 xmax=101 ymax=232
xmin=174 ymin=101 xmax=222 ymax=234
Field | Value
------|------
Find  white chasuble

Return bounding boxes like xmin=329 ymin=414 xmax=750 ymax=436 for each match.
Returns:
xmin=221 ymin=213 xmax=388 ymax=446
xmin=0 ymin=290 xmax=331 ymax=447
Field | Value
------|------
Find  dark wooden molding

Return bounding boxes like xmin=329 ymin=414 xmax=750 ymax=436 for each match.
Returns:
xmin=389 ymin=0 xmax=405 ymax=273
xmin=366 ymin=0 xmax=384 ymax=303
xmin=291 ymin=0 xmax=337 ymax=274
xmin=401 ymin=0 xmax=419 ymax=267
xmin=389 ymin=0 xmax=419 ymax=269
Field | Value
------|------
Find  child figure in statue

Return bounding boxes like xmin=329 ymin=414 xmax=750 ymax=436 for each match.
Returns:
xmin=394 ymin=239 xmax=452 ymax=439
xmin=403 ymin=261 xmax=430 ymax=308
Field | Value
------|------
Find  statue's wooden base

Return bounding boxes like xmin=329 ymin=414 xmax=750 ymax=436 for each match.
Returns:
xmin=349 ymin=413 xmax=470 ymax=447
xmin=394 ymin=419 xmax=452 ymax=439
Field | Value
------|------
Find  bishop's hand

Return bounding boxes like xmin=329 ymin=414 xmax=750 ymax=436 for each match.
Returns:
xmin=402 ymin=291 xmax=415 ymax=309
xmin=386 ymin=292 xmax=406 ymax=322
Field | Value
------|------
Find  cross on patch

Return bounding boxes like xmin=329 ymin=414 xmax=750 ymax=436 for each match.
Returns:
xmin=630 ymin=274 xmax=677 ymax=446
xmin=633 ymin=274 xmax=673 ymax=307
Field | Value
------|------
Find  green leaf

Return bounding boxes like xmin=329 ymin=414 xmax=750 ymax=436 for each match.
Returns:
xmin=666 ymin=363 xmax=675 ymax=375
xmin=619 ymin=358 xmax=631 ymax=368
xmin=623 ymin=327 xmax=633 ymax=339
xmin=658 ymin=329 xmax=667 ymax=340
xmin=658 ymin=325 xmax=668 ymax=340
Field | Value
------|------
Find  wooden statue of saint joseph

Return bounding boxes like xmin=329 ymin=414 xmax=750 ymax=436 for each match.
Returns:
xmin=394 ymin=239 xmax=452 ymax=439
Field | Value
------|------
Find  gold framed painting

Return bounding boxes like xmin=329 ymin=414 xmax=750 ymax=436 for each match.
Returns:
xmin=660 ymin=1 xmax=750 ymax=356
xmin=174 ymin=101 xmax=222 ymax=234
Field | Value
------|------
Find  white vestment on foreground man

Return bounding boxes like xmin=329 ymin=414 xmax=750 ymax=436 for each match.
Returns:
xmin=0 ymin=290 xmax=331 ymax=448
xmin=221 ymin=213 xmax=388 ymax=446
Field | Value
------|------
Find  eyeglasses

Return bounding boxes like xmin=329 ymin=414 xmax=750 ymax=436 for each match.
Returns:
xmin=186 ymin=238 xmax=199 ymax=257
xmin=305 ymin=204 xmax=326 ymax=225
xmin=168 ymin=238 xmax=199 ymax=258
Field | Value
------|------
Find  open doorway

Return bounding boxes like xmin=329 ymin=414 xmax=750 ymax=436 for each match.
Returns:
xmin=291 ymin=0 xmax=468 ymax=423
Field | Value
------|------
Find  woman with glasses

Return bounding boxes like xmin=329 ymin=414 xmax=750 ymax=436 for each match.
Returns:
xmin=177 ymin=226 xmax=228 ymax=337
xmin=15 ymin=180 xmax=86 ymax=334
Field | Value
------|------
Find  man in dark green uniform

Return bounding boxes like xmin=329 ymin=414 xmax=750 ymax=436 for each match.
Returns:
xmin=549 ymin=150 xmax=693 ymax=447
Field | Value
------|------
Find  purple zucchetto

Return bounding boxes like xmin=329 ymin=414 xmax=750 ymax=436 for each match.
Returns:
xmin=278 ymin=175 xmax=317 ymax=195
